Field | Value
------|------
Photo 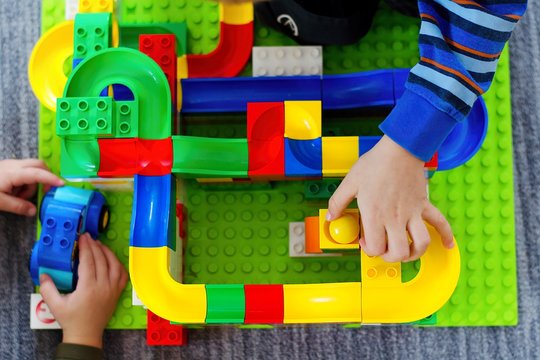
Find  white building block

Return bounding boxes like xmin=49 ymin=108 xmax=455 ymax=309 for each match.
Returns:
xmin=65 ymin=0 xmax=79 ymax=20
xmin=253 ymin=46 xmax=323 ymax=77
xmin=30 ymin=293 xmax=61 ymax=329
xmin=132 ymin=287 xmax=145 ymax=307
xmin=289 ymin=222 xmax=339 ymax=257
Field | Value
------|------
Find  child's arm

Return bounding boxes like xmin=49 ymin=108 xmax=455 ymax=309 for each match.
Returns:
xmin=39 ymin=233 xmax=128 ymax=359
xmin=328 ymin=1 xmax=527 ymax=262
xmin=0 ymin=159 xmax=64 ymax=216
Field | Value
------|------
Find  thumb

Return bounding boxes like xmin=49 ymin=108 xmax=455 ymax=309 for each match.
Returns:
xmin=39 ymin=273 xmax=63 ymax=312
xmin=0 ymin=192 xmax=36 ymax=216
xmin=327 ymin=178 xmax=356 ymax=221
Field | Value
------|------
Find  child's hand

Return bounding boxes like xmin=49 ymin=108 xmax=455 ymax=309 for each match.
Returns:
xmin=327 ymin=135 xmax=454 ymax=262
xmin=0 ymin=159 xmax=64 ymax=216
xmin=39 ymin=233 xmax=128 ymax=349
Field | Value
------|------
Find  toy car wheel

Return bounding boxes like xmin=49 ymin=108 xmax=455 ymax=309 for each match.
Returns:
xmin=98 ymin=205 xmax=110 ymax=233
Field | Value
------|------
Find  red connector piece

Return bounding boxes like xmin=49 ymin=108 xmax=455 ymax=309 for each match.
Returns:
xmin=146 ymin=310 xmax=187 ymax=346
xmin=244 ymin=284 xmax=284 ymax=324
xmin=176 ymin=203 xmax=186 ymax=239
xmin=247 ymin=102 xmax=285 ymax=178
xmin=187 ymin=22 xmax=253 ymax=78
xmin=425 ymin=152 xmax=438 ymax=170
xmin=98 ymin=138 xmax=172 ymax=177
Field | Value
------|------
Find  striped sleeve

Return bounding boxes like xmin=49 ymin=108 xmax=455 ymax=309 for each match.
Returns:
xmin=379 ymin=0 xmax=527 ymax=161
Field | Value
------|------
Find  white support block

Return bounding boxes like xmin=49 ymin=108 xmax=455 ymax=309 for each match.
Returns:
xmin=30 ymin=293 xmax=61 ymax=329
xmin=253 ymin=46 xmax=323 ymax=77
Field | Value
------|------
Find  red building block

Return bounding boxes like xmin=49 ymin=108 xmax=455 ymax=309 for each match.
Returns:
xmin=146 ymin=310 xmax=187 ymax=346
xmin=98 ymin=138 xmax=172 ymax=177
xmin=187 ymin=22 xmax=253 ymax=78
xmin=244 ymin=284 xmax=284 ymax=324
xmin=176 ymin=203 xmax=186 ymax=239
xmin=139 ymin=34 xmax=178 ymax=132
xmin=247 ymin=102 xmax=285 ymax=178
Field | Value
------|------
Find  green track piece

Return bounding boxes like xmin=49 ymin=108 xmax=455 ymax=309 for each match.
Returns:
xmin=172 ymin=136 xmax=248 ymax=178
xmin=37 ymin=0 xmax=518 ymax=329
xmin=304 ymin=180 xmax=339 ymax=200
xmin=205 ymin=284 xmax=245 ymax=324
xmin=73 ymin=13 xmax=112 ymax=60
xmin=57 ymin=97 xmax=114 ymax=137
xmin=119 ymin=22 xmax=187 ymax=56
xmin=60 ymin=139 xmax=99 ymax=177
xmin=114 ymin=100 xmax=139 ymax=138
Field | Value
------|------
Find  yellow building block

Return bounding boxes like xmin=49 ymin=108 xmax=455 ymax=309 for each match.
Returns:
xmin=130 ymin=246 xmax=207 ymax=323
xmin=79 ymin=0 xmax=113 ymax=12
xmin=322 ymin=136 xmax=359 ymax=177
xmin=361 ymin=223 xmax=461 ymax=323
xmin=319 ymin=209 xmax=360 ymax=252
xmin=219 ymin=1 xmax=254 ymax=25
xmin=284 ymin=101 xmax=322 ymax=140
xmin=283 ymin=283 xmax=362 ymax=323
xmin=79 ymin=0 xmax=119 ymax=47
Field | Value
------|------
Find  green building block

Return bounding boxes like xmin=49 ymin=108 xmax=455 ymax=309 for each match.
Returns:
xmin=119 ymin=22 xmax=187 ymax=56
xmin=114 ymin=100 xmax=139 ymax=138
xmin=205 ymin=284 xmax=245 ymax=324
xmin=172 ymin=136 xmax=248 ymax=178
xmin=73 ymin=13 xmax=112 ymax=59
xmin=119 ymin=0 xmax=220 ymax=55
xmin=304 ymin=180 xmax=340 ymax=200
xmin=57 ymin=97 xmax=114 ymax=137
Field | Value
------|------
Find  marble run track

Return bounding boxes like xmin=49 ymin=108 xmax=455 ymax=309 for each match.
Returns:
xmin=30 ymin=0 xmax=512 ymax=331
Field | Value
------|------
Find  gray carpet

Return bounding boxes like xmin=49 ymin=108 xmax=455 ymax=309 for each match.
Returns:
xmin=1 ymin=1 xmax=539 ymax=359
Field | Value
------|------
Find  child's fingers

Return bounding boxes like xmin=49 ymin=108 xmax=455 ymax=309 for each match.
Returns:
xmin=98 ymin=242 xmax=125 ymax=288
xmin=39 ymin=273 xmax=64 ymax=313
xmin=359 ymin=214 xmax=386 ymax=257
xmin=78 ymin=234 xmax=97 ymax=283
xmin=11 ymin=167 xmax=64 ymax=188
xmin=423 ymin=204 xmax=454 ymax=249
xmin=14 ymin=184 xmax=38 ymax=200
xmin=88 ymin=237 xmax=109 ymax=284
xmin=327 ymin=177 xmax=356 ymax=221
xmin=382 ymin=225 xmax=410 ymax=263
xmin=406 ymin=217 xmax=430 ymax=261
xmin=18 ymin=159 xmax=48 ymax=170
xmin=0 ymin=192 xmax=36 ymax=216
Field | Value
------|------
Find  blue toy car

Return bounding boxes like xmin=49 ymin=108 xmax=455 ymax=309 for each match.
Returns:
xmin=29 ymin=186 xmax=109 ymax=292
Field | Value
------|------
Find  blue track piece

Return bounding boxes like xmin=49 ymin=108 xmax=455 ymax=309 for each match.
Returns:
xmin=285 ymin=138 xmax=322 ymax=177
xmin=321 ymin=69 xmax=395 ymax=110
xmin=181 ymin=75 xmax=322 ymax=113
xmin=130 ymin=174 xmax=174 ymax=248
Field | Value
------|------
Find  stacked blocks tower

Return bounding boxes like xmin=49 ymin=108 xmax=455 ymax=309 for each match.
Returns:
xmin=36 ymin=0 xmax=518 ymax=328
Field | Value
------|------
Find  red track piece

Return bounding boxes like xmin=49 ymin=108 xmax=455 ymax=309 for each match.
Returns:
xmin=187 ymin=22 xmax=253 ymax=78
xmin=146 ymin=310 xmax=187 ymax=346
xmin=98 ymin=138 xmax=172 ymax=177
xmin=244 ymin=284 xmax=284 ymax=324
xmin=247 ymin=102 xmax=285 ymax=178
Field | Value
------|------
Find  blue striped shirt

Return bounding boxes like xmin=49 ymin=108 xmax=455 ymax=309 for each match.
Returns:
xmin=380 ymin=0 xmax=527 ymax=161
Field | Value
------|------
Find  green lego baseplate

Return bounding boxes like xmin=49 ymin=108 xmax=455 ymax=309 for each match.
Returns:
xmin=37 ymin=0 xmax=517 ymax=328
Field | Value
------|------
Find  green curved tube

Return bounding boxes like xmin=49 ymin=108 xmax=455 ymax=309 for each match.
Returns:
xmin=63 ymin=48 xmax=171 ymax=140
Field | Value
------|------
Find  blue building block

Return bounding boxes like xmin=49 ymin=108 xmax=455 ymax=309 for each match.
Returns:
xmin=130 ymin=174 xmax=175 ymax=249
xmin=284 ymin=138 xmax=322 ymax=177
xmin=359 ymin=136 xmax=380 ymax=156
xmin=37 ymin=201 xmax=82 ymax=271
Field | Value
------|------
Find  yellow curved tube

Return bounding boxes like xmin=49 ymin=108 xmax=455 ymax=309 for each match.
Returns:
xmin=28 ymin=20 xmax=74 ymax=111
xmin=284 ymin=101 xmax=322 ymax=140
xmin=130 ymin=246 xmax=207 ymax=323
xmin=361 ymin=223 xmax=460 ymax=323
